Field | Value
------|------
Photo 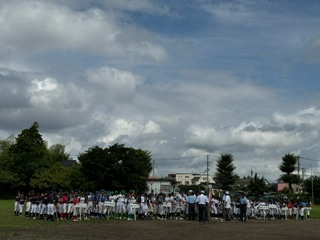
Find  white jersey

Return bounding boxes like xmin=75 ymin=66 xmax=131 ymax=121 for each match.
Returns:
xmin=224 ymin=195 xmax=231 ymax=208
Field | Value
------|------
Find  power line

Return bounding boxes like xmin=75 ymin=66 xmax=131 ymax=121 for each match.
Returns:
xmin=154 ymin=154 xmax=208 ymax=161
xmin=300 ymin=156 xmax=320 ymax=162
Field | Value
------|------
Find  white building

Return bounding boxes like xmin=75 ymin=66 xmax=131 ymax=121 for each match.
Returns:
xmin=146 ymin=177 xmax=177 ymax=194
xmin=168 ymin=173 xmax=215 ymax=186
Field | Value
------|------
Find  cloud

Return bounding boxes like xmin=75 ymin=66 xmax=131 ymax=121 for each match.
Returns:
xmin=86 ymin=66 xmax=144 ymax=108
xmin=0 ymin=1 xmax=167 ymax=62
xmin=303 ymin=35 xmax=320 ymax=64
xmin=95 ymin=118 xmax=161 ymax=145
xmin=0 ymin=70 xmax=30 ymax=109
xmin=272 ymin=107 xmax=320 ymax=127
xmin=1 ymin=1 xmax=320 ymax=182
xmin=201 ymin=0 xmax=259 ymax=25
xmin=0 ymin=72 xmax=91 ymax=131
xmin=46 ymin=0 xmax=171 ymax=15
xmin=142 ymin=121 xmax=161 ymax=134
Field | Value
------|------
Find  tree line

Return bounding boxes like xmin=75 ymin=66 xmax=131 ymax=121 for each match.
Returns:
xmin=206 ymin=151 xmax=317 ymax=202
xmin=0 ymin=122 xmax=152 ymax=198
xmin=0 ymin=122 xmax=318 ymax=201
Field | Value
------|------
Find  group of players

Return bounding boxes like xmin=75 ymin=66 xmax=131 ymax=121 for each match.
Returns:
xmin=13 ymin=189 xmax=312 ymax=222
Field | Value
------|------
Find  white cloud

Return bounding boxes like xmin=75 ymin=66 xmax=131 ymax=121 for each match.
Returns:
xmin=28 ymin=77 xmax=90 ymax=112
xmin=142 ymin=121 xmax=161 ymax=134
xmin=86 ymin=66 xmax=144 ymax=106
xmin=0 ymin=1 xmax=167 ymax=62
xmin=201 ymin=0 xmax=258 ymax=25
xmin=96 ymin=118 xmax=145 ymax=144
xmin=86 ymin=66 xmax=143 ymax=90
xmin=272 ymin=107 xmax=320 ymax=127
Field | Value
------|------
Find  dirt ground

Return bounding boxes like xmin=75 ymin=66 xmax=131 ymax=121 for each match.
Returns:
xmin=2 ymin=218 xmax=319 ymax=240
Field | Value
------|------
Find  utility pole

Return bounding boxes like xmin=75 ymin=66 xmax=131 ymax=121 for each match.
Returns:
xmin=153 ymin=159 xmax=155 ymax=177
xmin=297 ymin=155 xmax=300 ymax=193
xmin=311 ymin=164 xmax=314 ymax=205
xmin=207 ymin=155 xmax=209 ymax=191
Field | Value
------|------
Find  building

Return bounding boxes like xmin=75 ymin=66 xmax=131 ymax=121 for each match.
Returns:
xmin=277 ymin=181 xmax=299 ymax=193
xmin=167 ymin=173 xmax=215 ymax=186
xmin=62 ymin=159 xmax=77 ymax=167
xmin=146 ymin=177 xmax=177 ymax=194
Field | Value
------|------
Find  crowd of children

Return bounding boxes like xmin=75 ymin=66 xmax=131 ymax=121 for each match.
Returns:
xmin=13 ymin=190 xmax=312 ymax=222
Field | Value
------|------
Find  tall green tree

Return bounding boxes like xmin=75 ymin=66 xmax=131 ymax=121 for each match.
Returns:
xmin=66 ymin=163 xmax=91 ymax=192
xmin=303 ymin=176 xmax=320 ymax=203
xmin=0 ymin=135 xmax=20 ymax=196
xmin=9 ymin=122 xmax=49 ymax=193
xmin=78 ymin=143 xmax=152 ymax=192
xmin=248 ymin=173 xmax=268 ymax=196
xmin=214 ymin=153 xmax=239 ymax=190
xmin=48 ymin=144 xmax=70 ymax=164
xmin=279 ymin=153 xmax=299 ymax=191
xmin=30 ymin=162 xmax=71 ymax=191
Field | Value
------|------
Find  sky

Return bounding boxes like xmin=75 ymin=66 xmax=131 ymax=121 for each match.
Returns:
xmin=1 ymin=0 xmax=320 ymax=182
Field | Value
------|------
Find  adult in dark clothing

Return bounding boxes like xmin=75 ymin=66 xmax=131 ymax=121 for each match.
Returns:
xmin=239 ymin=193 xmax=248 ymax=221
xmin=196 ymin=190 xmax=208 ymax=222
xmin=186 ymin=190 xmax=197 ymax=220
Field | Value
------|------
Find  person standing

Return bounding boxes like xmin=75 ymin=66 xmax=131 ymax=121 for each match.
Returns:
xmin=25 ymin=191 xmax=33 ymax=218
xmin=186 ymin=190 xmax=197 ymax=220
xmin=210 ymin=195 xmax=219 ymax=219
xmin=46 ymin=192 xmax=56 ymax=222
xmin=18 ymin=193 xmax=25 ymax=216
xmin=239 ymin=193 xmax=248 ymax=221
xmin=14 ymin=191 xmax=20 ymax=216
xmin=196 ymin=190 xmax=208 ymax=222
xmin=224 ymin=191 xmax=231 ymax=221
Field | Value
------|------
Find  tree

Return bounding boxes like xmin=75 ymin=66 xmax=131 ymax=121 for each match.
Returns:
xmin=214 ymin=153 xmax=239 ymax=190
xmin=78 ymin=143 xmax=152 ymax=192
xmin=66 ymin=163 xmax=92 ymax=192
xmin=279 ymin=153 xmax=299 ymax=191
xmin=30 ymin=162 xmax=71 ymax=191
xmin=0 ymin=135 xmax=21 ymax=196
xmin=9 ymin=122 xmax=49 ymax=193
xmin=248 ymin=173 xmax=268 ymax=196
xmin=303 ymin=176 xmax=320 ymax=203
xmin=48 ymin=144 xmax=70 ymax=164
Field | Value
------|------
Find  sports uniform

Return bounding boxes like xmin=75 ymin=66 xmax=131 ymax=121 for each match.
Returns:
xmin=25 ymin=193 xmax=33 ymax=218
xmin=79 ymin=193 xmax=88 ymax=220
xmin=97 ymin=191 xmax=106 ymax=219
xmin=40 ymin=193 xmax=49 ymax=220
xmin=14 ymin=192 xmax=20 ymax=216
xmin=72 ymin=194 xmax=79 ymax=221
xmin=87 ymin=193 xmax=93 ymax=218
xmin=67 ymin=193 xmax=75 ymax=220
xmin=18 ymin=194 xmax=25 ymax=216
xmin=46 ymin=193 xmax=56 ymax=222
xmin=115 ymin=191 xmax=126 ymax=219
xmin=126 ymin=193 xmax=136 ymax=220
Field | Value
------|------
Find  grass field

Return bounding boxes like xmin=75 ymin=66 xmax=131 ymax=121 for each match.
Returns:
xmin=0 ymin=200 xmax=319 ymax=239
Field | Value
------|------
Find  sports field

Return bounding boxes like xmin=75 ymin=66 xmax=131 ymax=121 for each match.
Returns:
xmin=1 ymin=200 xmax=319 ymax=240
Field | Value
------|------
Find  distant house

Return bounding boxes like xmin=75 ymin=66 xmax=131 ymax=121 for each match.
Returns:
xmin=146 ymin=177 xmax=177 ymax=194
xmin=168 ymin=173 xmax=215 ymax=186
xmin=62 ymin=160 xmax=77 ymax=167
xmin=233 ymin=178 xmax=251 ymax=189
xmin=277 ymin=181 xmax=299 ymax=193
